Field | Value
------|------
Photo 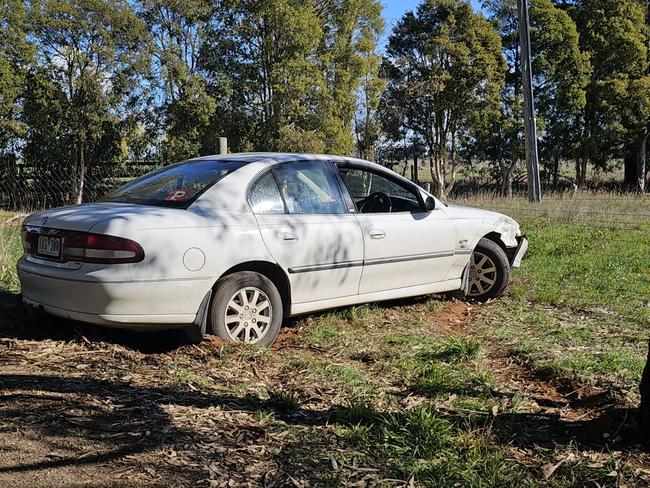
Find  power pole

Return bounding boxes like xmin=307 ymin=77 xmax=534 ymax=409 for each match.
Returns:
xmin=518 ymin=0 xmax=542 ymax=202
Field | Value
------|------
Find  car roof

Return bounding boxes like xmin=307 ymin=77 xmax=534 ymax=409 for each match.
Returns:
xmin=184 ymin=152 xmax=370 ymax=165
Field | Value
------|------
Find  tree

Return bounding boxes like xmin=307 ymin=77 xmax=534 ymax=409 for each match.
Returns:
xmin=319 ymin=0 xmax=384 ymax=155
xmin=382 ymin=0 xmax=505 ymax=198
xmin=29 ymin=0 xmax=150 ymax=203
xmin=479 ymin=0 xmax=589 ymax=194
xmin=201 ymin=0 xmax=383 ymax=155
xmin=479 ymin=0 xmax=525 ymax=196
xmin=202 ymin=0 xmax=326 ymax=152
xmin=138 ymin=0 xmax=216 ymax=161
xmin=573 ymin=0 xmax=649 ymax=189
xmin=530 ymin=0 xmax=590 ymax=188
xmin=353 ymin=6 xmax=385 ymax=161
xmin=0 ymin=0 xmax=34 ymax=155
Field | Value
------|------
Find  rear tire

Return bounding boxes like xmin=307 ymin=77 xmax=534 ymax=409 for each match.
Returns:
xmin=466 ymin=238 xmax=510 ymax=302
xmin=209 ymin=271 xmax=283 ymax=347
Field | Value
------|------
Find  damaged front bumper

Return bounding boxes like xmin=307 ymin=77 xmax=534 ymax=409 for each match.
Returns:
xmin=508 ymin=235 xmax=528 ymax=269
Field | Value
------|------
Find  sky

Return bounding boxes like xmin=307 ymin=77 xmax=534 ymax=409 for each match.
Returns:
xmin=381 ymin=0 xmax=484 ymax=47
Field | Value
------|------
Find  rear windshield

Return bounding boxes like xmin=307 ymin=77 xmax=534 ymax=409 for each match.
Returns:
xmin=101 ymin=160 xmax=247 ymax=208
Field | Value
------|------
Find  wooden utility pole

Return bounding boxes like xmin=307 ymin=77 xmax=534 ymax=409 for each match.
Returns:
xmin=518 ymin=0 xmax=542 ymax=202
xmin=218 ymin=137 xmax=228 ymax=155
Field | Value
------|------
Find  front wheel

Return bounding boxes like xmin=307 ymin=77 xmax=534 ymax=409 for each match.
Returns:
xmin=466 ymin=238 xmax=510 ymax=302
xmin=209 ymin=271 xmax=283 ymax=346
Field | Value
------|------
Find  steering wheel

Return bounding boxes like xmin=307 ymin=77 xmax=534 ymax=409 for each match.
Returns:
xmin=359 ymin=191 xmax=392 ymax=213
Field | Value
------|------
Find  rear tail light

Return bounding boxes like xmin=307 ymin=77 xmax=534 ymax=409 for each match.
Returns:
xmin=22 ymin=226 xmax=144 ymax=264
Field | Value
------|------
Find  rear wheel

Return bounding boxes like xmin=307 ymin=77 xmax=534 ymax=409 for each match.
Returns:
xmin=209 ymin=271 xmax=283 ymax=346
xmin=466 ymin=238 xmax=510 ymax=302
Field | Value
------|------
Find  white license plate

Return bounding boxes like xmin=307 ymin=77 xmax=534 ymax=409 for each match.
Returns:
xmin=37 ymin=235 xmax=62 ymax=258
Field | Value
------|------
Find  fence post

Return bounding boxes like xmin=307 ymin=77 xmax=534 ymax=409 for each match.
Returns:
xmin=218 ymin=137 xmax=228 ymax=155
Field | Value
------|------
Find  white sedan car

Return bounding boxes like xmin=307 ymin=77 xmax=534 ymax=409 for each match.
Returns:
xmin=18 ymin=153 xmax=527 ymax=346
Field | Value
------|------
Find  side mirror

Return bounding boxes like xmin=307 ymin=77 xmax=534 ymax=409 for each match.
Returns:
xmin=424 ymin=196 xmax=435 ymax=211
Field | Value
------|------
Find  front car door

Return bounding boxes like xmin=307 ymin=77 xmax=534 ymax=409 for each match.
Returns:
xmin=335 ymin=163 xmax=457 ymax=295
xmin=249 ymin=160 xmax=364 ymax=304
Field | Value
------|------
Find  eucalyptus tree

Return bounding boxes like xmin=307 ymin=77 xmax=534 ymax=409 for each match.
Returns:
xmin=29 ymin=0 xmax=151 ymax=203
xmin=138 ymin=0 xmax=216 ymax=161
xmin=480 ymin=0 xmax=589 ymax=193
xmin=201 ymin=0 xmax=326 ymax=152
xmin=382 ymin=0 xmax=505 ymax=198
xmin=352 ymin=3 xmax=385 ymax=161
xmin=318 ymin=0 xmax=384 ymax=155
xmin=0 ymin=0 xmax=34 ymax=155
xmin=573 ymin=0 xmax=649 ymax=190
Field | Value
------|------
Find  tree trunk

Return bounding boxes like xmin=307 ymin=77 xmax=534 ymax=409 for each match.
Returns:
xmin=639 ymin=340 xmax=650 ymax=441
xmin=413 ymin=153 xmax=419 ymax=185
xmin=501 ymin=162 xmax=515 ymax=198
xmin=75 ymin=143 xmax=85 ymax=205
xmin=428 ymin=155 xmax=445 ymax=199
xmin=637 ymin=132 xmax=648 ymax=193
xmin=624 ymin=150 xmax=637 ymax=190
xmin=575 ymin=157 xmax=587 ymax=187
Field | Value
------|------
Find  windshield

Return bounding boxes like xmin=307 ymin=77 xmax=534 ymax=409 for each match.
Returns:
xmin=101 ymin=160 xmax=247 ymax=208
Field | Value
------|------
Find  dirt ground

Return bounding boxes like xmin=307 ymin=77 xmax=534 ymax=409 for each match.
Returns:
xmin=1 ymin=298 xmax=649 ymax=487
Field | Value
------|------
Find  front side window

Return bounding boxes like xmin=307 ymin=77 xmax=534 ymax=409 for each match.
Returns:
xmin=102 ymin=160 xmax=246 ymax=208
xmin=337 ymin=166 xmax=421 ymax=213
xmin=249 ymin=172 xmax=285 ymax=214
xmin=273 ymin=161 xmax=346 ymax=214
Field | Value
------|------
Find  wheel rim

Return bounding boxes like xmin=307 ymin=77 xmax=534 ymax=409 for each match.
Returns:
xmin=224 ymin=287 xmax=273 ymax=343
xmin=467 ymin=251 xmax=498 ymax=297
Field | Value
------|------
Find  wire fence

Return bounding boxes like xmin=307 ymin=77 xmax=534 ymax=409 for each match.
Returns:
xmin=0 ymin=159 xmax=163 ymax=211
xmin=1 ymin=158 xmax=649 ymax=233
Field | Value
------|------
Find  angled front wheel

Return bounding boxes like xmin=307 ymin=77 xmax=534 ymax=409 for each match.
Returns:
xmin=466 ymin=238 xmax=510 ymax=301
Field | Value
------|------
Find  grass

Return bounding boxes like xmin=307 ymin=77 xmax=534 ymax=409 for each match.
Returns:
xmin=452 ymin=192 xmax=650 ymax=387
xmin=0 ymin=224 xmax=21 ymax=292
xmin=1 ymin=194 xmax=650 ymax=486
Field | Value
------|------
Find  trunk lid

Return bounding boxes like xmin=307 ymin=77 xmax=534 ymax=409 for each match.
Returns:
xmin=23 ymin=203 xmax=190 ymax=232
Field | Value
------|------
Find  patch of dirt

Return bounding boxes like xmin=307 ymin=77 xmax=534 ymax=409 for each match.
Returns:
xmin=427 ymin=299 xmax=478 ymax=334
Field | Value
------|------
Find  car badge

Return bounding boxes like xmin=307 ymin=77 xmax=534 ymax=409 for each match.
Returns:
xmin=41 ymin=216 xmax=48 ymax=225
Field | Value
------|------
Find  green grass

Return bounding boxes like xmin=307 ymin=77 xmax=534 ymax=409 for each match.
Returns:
xmin=455 ymin=193 xmax=650 ymax=386
xmin=334 ymin=403 xmax=528 ymax=486
xmin=0 ymin=224 xmax=22 ymax=292
xmin=511 ymin=220 xmax=650 ymax=326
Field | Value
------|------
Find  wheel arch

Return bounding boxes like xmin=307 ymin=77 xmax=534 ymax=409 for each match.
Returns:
xmin=217 ymin=261 xmax=291 ymax=315
xmin=480 ymin=231 xmax=520 ymax=265
xmin=481 ymin=231 xmax=508 ymax=254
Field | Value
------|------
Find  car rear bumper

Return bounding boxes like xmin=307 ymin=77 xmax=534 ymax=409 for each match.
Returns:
xmin=17 ymin=260 xmax=213 ymax=329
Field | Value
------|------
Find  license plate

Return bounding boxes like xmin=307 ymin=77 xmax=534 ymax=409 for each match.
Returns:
xmin=37 ymin=235 xmax=62 ymax=258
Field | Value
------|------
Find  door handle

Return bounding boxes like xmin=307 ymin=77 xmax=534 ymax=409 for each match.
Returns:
xmin=277 ymin=231 xmax=298 ymax=242
xmin=368 ymin=229 xmax=386 ymax=239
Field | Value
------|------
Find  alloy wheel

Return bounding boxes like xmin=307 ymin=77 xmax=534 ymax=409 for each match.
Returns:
xmin=467 ymin=251 xmax=498 ymax=297
xmin=224 ymin=287 xmax=273 ymax=343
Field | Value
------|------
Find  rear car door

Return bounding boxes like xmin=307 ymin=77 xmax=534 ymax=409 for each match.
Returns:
xmin=250 ymin=160 xmax=364 ymax=304
xmin=335 ymin=164 xmax=456 ymax=295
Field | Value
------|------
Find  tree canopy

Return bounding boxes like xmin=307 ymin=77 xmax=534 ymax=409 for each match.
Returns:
xmin=1 ymin=0 xmax=649 ymax=202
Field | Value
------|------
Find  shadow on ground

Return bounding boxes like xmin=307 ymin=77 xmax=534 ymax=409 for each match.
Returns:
xmin=0 ymin=288 xmax=194 ymax=353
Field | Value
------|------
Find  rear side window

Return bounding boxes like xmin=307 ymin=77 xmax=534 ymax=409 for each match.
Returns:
xmin=249 ymin=172 xmax=285 ymax=214
xmin=102 ymin=160 xmax=246 ymax=208
xmin=273 ymin=161 xmax=346 ymax=214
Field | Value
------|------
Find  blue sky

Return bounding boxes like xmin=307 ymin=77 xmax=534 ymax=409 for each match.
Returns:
xmin=382 ymin=0 xmax=484 ymax=39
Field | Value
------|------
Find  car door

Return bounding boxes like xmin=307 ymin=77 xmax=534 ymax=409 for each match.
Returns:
xmin=249 ymin=160 xmax=364 ymax=304
xmin=335 ymin=164 xmax=456 ymax=295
